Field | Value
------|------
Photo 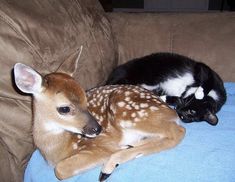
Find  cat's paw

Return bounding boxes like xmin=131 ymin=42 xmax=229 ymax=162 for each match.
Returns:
xmin=195 ymin=86 xmax=204 ymax=99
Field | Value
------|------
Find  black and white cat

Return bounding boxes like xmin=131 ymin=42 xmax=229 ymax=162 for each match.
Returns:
xmin=106 ymin=53 xmax=227 ymax=126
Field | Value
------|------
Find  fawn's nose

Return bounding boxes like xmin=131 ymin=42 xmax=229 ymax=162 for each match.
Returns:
xmin=83 ymin=123 xmax=102 ymax=138
xmin=92 ymin=125 xmax=102 ymax=134
xmin=82 ymin=112 xmax=102 ymax=138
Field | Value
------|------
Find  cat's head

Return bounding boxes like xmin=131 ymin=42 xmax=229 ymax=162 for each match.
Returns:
xmin=176 ymin=96 xmax=218 ymax=125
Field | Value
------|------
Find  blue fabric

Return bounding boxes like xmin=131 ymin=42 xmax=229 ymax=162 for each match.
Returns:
xmin=24 ymin=83 xmax=235 ymax=182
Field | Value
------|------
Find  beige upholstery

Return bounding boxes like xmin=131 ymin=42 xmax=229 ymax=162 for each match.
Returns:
xmin=0 ymin=0 xmax=234 ymax=181
xmin=108 ymin=13 xmax=235 ymax=82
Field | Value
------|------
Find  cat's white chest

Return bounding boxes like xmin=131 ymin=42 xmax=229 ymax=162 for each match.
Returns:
xmin=160 ymin=73 xmax=194 ymax=96
xmin=142 ymin=73 xmax=195 ymax=97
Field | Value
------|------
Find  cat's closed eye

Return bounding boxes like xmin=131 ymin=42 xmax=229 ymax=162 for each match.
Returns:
xmin=190 ymin=110 xmax=196 ymax=114
xmin=185 ymin=109 xmax=196 ymax=115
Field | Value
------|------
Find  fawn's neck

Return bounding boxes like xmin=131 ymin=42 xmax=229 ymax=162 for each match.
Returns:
xmin=33 ymin=121 xmax=75 ymax=165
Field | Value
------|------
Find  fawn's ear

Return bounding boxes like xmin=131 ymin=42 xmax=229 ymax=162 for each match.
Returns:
xmin=56 ymin=45 xmax=83 ymax=77
xmin=14 ymin=63 xmax=43 ymax=94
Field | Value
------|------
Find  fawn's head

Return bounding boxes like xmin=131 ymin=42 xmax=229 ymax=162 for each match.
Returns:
xmin=13 ymin=48 xmax=101 ymax=138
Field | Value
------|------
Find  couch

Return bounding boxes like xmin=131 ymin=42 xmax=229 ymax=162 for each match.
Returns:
xmin=0 ymin=1 xmax=235 ymax=182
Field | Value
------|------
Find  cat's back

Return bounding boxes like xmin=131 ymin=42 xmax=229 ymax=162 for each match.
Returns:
xmin=125 ymin=52 xmax=193 ymax=68
xmin=106 ymin=53 xmax=195 ymax=85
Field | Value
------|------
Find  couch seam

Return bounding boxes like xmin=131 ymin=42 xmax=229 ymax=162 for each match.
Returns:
xmin=0 ymin=10 xmax=44 ymax=64
xmin=73 ymin=0 xmax=108 ymax=81
xmin=169 ymin=17 xmax=173 ymax=53
xmin=0 ymin=95 xmax=31 ymax=103
xmin=106 ymin=13 xmax=119 ymax=67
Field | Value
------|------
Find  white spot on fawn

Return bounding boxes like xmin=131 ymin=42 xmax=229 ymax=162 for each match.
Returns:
xmin=125 ymin=105 xmax=132 ymax=110
xmin=140 ymin=103 xmax=149 ymax=108
xmin=131 ymin=102 xmax=137 ymax=108
xmin=150 ymin=106 xmax=159 ymax=111
xmin=131 ymin=113 xmax=136 ymax=117
xmin=134 ymin=105 xmax=140 ymax=110
xmin=117 ymin=101 xmax=126 ymax=107
xmin=120 ymin=120 xmax=134 ymax=128
xmin=125 ymin=91 xmax=131 ymax=96
xmin=161 ymin=104 xmax=169 ymax=108
xmin=134 ymin=118 xmax=141 ymax=122
xmin=137 ymin=110 xmax=147 ymax=117
xmin=123 ymin=111 xmax=127 ymax=117
xmin=101 ymin=106 xmax=105 ymax=113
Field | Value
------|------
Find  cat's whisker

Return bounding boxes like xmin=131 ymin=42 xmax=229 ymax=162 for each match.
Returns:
xmin=183 ymin=86 xmax=203 ymax=107
xmin=184 ymin=95 xmax=195 ymax=107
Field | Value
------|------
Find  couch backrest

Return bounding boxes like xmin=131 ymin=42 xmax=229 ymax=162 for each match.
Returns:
xmin=109 ymin=12 xmax=235 ymax=82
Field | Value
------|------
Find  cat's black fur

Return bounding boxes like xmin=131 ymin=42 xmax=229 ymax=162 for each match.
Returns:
xmin=106 ymin=53 xmax=227 ymax=125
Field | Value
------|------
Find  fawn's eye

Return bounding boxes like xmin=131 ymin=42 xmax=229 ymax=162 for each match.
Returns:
xmin=57 ymin=106 xmax=71 ymax=115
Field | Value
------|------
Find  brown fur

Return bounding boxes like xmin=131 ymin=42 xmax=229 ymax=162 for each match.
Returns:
xmin=16 ymin=69 xmax=185 ymax=180
xmin=36 ymin=74 xmax=185 ymax=180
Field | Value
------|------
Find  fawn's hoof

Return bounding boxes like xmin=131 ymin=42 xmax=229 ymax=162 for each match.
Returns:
xmin=99 ymin=172 xmax=111 ymax=182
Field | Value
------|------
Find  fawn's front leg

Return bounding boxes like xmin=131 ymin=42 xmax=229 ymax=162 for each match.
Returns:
xmin=99 ymin=123 xmax=185 ymax=181
xmin=55 ymin=148 xmax=110 ymax=180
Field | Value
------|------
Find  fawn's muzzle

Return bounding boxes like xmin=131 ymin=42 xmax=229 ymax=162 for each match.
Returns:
xmin=83 ymin=112 xmax=102 ymax=138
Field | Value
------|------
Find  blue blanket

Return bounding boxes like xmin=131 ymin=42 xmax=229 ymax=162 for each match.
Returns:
xmin=24 ymin=83 xmax=235 ymax=182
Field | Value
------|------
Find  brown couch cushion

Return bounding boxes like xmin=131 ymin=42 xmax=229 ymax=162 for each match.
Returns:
xmin=108 ymin=12 xmax=235 ymax=82
xmin=108 ymin=13 xmax=173 ymax=64
xmin=170 ymin=13 xmax=235 ymax=82
xmin=0 ymin=0 xmax=115 ymax=181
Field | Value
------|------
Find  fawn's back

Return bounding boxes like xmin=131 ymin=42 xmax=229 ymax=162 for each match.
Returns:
xmin=86 ymin=85 xmax=181 ymax=149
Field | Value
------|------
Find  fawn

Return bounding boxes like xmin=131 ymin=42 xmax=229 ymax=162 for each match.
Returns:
xmin=13 ymin=48 xmax=185 ymax=181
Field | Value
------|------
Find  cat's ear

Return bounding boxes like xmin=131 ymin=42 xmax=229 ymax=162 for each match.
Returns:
xmin=204 ymin=111 xmax=218 ymax=126
xmin=56 ymin=45 xmax=83 ymax=77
